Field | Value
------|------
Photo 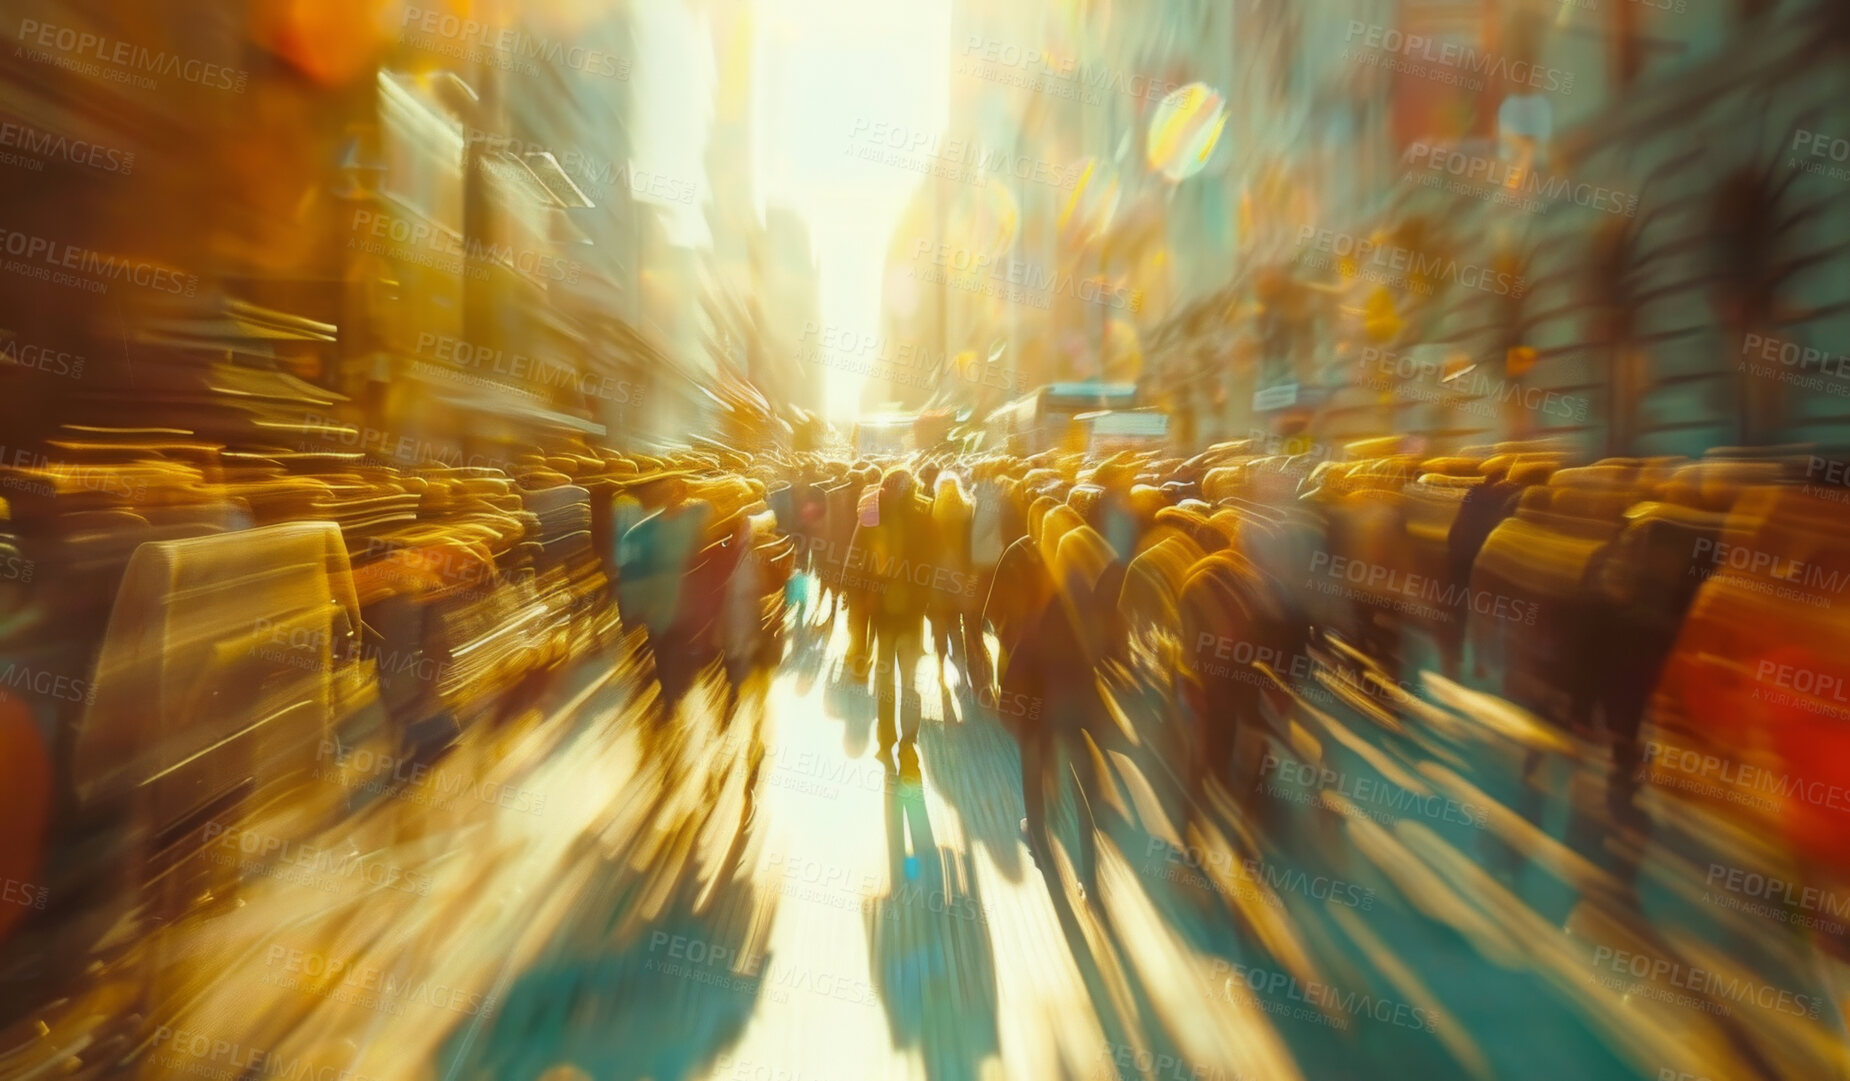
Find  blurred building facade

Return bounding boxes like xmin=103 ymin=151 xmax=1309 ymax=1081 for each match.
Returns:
xmin=0 ymin=0 xmax=832 ymax=463
xmin=871 ymin=0 xmax=1244 ymax=423
xmin=0 ymin=0 xmax=1843 ymax=462
xmin=1147 ymin=0 xmax=1850 ymax=457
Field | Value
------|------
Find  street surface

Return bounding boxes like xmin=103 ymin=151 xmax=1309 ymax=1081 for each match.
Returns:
xmin=46 ymin=598 xmax=1848 ymax=1081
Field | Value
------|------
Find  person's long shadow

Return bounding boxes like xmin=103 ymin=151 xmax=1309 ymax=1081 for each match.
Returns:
xmin=432 ymin=711 xmax=777 ymax=1081
xmin=917 ymin=684 xmax=1026 ymax=882
xmin=823 ymin=644 xmax=876 ymax=760
xmin=786 ymin=583 xmax=835 ymax=698
xmin=434 ymin=871 xmax=773 ymax=1081
xmin=862 ymin=771 xmax=1001 ymax=1081
xmin=921 ymin=681 xmax=1151 ymax=1055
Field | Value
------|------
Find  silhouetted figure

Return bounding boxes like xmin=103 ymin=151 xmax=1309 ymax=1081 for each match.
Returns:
xmin=848 ymin=468 xmax=933 ymax=766
xmin=927 ymin=471 xmax=974 ymax=686
xmin=619 ymin=476 xmax=716 ymax=723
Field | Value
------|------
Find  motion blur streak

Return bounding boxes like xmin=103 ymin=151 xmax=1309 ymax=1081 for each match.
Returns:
xmin=1 ymin=1 xmax=1849 ymax=1080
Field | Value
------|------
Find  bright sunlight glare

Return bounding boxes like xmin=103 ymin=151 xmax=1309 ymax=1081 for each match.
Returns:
xmin=757 ymin=0 xmax=952 ymax=422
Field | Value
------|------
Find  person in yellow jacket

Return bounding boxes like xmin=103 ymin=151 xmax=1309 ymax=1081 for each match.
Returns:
xmin=847 ymin=467 xmax=934 ymax=772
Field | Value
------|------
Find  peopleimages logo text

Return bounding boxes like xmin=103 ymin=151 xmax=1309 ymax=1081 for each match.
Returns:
xmin=1794 ymin=128 xmax=1850 ymax=162
xmin=797 ymin=322 xmax=1021 ymax=394
xmin=0 ymin=120 xmax=132 ymax=175
xmin=1640 ymin=739 xmax=1850 ymax=812
xmin=957 ymin=36 xmax=1185 ymax=106
xmin=1150 ymin=837 xmax=1376 ymax=909
xmin=786 ymin=531 xmax=983 ymax=601
xmin=1343 ymin=22 xmax=1574 ymax=93
xmin=1259 ymin=755 xmax=1489 ymax=828
xmin=0 ymin=227 xmax=197 ymax=296
xmin=400 ymin=8 xmax=629 ymax=79
xmin=1 ymin=662 xmax=92 ymax=704
xmin=849 ymin=118 xmax=1080 ymax=190
xmin=1307 ymin=551 xmax=1540 ymax=625
xmin=1213 ymin=959 xmax=1439 ymax=1033
xmin=151 ymin=1027 xmax=373 ymax=1081
xmin=1706 ymin=864 xmax=1850 ymax=922
xmin=0 ymin=335 xmax=85 ymax=379
xmin=16 ymin=19 xmax=248 ymax=93
xmin=1690 ymin=536 xmax=1850 ymax=594
xmin=202 ymin=822 xmax=434 ymax=896
xmin=1741 ymin=333 xmax=1850 ymax=379
xmin=349 ymin=209 xmax=580 ymax=284
xmin=0 ymin=445 xmax=145 ymax=502
xmin=1296 ymin=227 xmax=1525 ymax=298
xmin=414 ymin=333 xmax=634 ymax=405
xmin=912 ymin=241 xmax=1140 ymax=311
xmin=265 ymin=945 xmax=494 ymax=1017
xmin=1097 ymin=1042 xmax=1247 ymax=1081
xmin=1589 ymin=944 xmax=1821 ymax=1019
xmin=1 ymin=876 xmax=48 ymax=910
xmin=297 ymin=413 xmax=516 ymax=473
xmin=463 ymin=128 xmax=695 ymax=205
xmin=1194 ymin=633 xmax=1420 ymax=708
xmin=1405 ymin=143 xmax=1634 ymax=217
xmin=317 ymin=741 xmax=548 ymax=816
xmin=1359 ymin=346 xmax=1588 ymax=421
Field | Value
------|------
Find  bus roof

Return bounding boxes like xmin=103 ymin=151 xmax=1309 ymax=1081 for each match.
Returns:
xmin=1044 ymin=381 xmax=1138 ymax=409
xmin=855 ymin=413 xmax=914 ymax=428
xmin=992 ymin=382 xmax=1139 ymax=413
xmin=1088 ymin=411 xmax=1169 ymax=437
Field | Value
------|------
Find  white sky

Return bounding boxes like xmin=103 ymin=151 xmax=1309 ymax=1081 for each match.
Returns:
xmin=629 ymin=0 xmax=951 ymax=419
xmin=756 ymin=0 xmax=951 ymax=419
xmin=631 ymin=2 xmax=715 ymax=246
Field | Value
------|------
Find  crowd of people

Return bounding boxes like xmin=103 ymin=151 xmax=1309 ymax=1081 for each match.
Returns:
xmin=5 ymin=422 xmax=1848 ymax=1081
xmin=607 ymin=436 xmax=1850 ymax=922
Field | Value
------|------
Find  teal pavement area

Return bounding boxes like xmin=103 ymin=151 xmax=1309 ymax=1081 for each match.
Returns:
xmin=125 ymin=603 xmax=1850 ymax=1081
xmin=424 ymin=606 xmax=1848 ymax=1081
